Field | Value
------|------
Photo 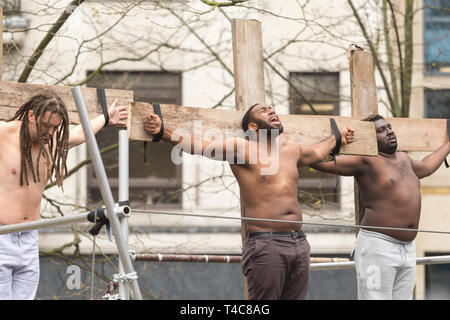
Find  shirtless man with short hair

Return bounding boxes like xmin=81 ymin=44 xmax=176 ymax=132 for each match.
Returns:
xmin=144 ymin=103 xmax=355 ymax=299
xmin=0 ymin=91 xmax=127 ymax=300
xmin=311 ymin=114 xmax=450 ymax=300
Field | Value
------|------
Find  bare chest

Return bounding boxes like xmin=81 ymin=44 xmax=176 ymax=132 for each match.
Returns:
xmin=0 ymin=136 xmax=51 ymax=187
xmin=249 ymin=147 xmax=299 ymax=183
xmin=370 ymin=156 xmax=419 ymax=189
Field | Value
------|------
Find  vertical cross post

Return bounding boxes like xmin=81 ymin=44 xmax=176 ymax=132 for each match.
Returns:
xmin=232 ymin=18 xmax=266 ymax=300
xmin=349 ymin=48 xmax=379 ymax=227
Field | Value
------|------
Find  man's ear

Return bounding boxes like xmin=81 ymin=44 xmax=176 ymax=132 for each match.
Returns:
xmin=248 ymin=122 xmax=258 ymax=130
xmin=27 ymin=110 xmax=35 ymax=123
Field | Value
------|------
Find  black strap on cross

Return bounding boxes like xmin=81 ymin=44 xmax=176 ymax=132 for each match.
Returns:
xmin=144 ymin=103 xmax=164 ymax=163
xmin=445 ymin=119 xmax=450 ymax=168
xmin=96 ymin=88 xmax=109 ymax=127
xmin=329 ymin=118 xmax=342 ymax=190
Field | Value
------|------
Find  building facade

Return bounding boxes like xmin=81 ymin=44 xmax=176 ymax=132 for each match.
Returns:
xmin=1 ymin=0 xmax=449 ymax=299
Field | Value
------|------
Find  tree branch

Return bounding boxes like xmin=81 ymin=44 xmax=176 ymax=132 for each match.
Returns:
xmin=347 ymin=0 xmax=396 ymax=115
xmin=18 ymin=0 xmax=86 ymax=83
xmin=200 ymin=0 xmax=248 ymax=7
xmin=383 ymin=0 xmax=400 ymax=116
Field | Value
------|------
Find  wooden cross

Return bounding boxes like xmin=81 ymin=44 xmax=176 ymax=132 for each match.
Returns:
xmin=349 ymin=48 xmax=448 ymax=226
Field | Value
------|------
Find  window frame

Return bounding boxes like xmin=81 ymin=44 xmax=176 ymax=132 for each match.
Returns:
xmin=289 ymin=71 xmax=341 ymax=208
xmin=423 ymin=0 xmax=450 ymax=76
xmin=85 ymin=70 xmax=183 ymax=208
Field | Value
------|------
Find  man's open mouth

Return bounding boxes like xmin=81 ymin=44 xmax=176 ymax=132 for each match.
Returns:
xmin=269 ymin=116 xmax=280 ymax=124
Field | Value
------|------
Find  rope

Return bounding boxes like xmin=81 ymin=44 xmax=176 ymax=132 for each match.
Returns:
xmin=133 ymin=209 xmax=450 ymax=236
xmin=100 ymin=293 xmax=120 ymax=300
xmin=113 ymin=272 xmax=138 ymax=283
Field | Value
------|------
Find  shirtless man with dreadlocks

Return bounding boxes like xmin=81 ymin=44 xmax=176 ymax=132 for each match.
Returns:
xmin=0 ymin=91 xmax=127 ymax=300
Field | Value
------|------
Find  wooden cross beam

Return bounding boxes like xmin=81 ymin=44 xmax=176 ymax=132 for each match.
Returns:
xmin=127 ymin=20 xmax=377 ymax=156
xmin=128 ymin=102 xmax=377 ymax=155
xmin=0 ymin=81 xmax=133 ymax=123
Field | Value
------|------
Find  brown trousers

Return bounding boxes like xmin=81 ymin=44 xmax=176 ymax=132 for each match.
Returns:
xmin=241 ymin=234 xmax=310 ymax=300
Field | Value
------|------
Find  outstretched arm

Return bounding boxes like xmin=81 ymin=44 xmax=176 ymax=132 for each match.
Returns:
xmin=297 ymin=125 xmax=355 ymax=167
xmin=68 ymin=98 xmax=128 ymax=149
xmin=411 ymin=140 xmax=450 ymax=179
xmin=144 ymin=112 xmax=249 ymax=163
xmin=310 ymin=155 xmax=367 ymax=177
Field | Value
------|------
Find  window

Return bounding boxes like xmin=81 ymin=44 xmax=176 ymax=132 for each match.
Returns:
xmin=0 ymin=0 xmax=20 ymax=15
xmin=424 ymin=0 xmax=450 ymax=73
xmin=424 ymin=89 xmax=450 ymax=118
xmin=86 ymin=71 xmax=182 ymax=208
xmin=289 ymin=72 xmax=340 ymax=208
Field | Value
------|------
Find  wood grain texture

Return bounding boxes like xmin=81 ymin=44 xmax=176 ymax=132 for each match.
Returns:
xmin=350 ymin=49 xmax=380 ymax=227
xmin=232 ymin=19 xmax=266 ymax=111
xmin=0 ymin=81 xmax=133 ymax=124
xmin=350 ymin=50 xmax=379 ymax=120
xmin=128 ymin=102 xmax=378 ymax=155
xmin=232 ymin=19 xmax=266 ymax=300
xmin=387 ymin=117 xmax=448 ymax=151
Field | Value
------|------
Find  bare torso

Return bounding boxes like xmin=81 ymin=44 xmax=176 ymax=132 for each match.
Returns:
xmin=230 ymin=140 xmax=302 ymax=232
xmin=0 ymin=121 xmax=49 ymax=225
xmin=357 ymin=152 xmax=421 ymax=241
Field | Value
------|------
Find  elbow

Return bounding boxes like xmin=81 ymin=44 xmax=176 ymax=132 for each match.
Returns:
xmin=304 ymin=151 xmax=329 ymax=168
xmin=316 ymin=149 xmax=329 ymax=162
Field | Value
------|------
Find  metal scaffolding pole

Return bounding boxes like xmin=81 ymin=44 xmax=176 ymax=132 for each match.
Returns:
xmin=0 ymin=206 xmax=130 ymax=235
xmin=0 ymin=212 xmax=89 ymax=235
xmin=71 ymin=86 xmax=142 ymax=300
xmin=118 ymin=129 xmax=130 ymax=300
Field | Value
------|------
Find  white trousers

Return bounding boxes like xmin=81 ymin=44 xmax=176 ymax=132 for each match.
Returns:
xmin=0 ymin=226 xmax=40 ymax=300
xmin=354 ymin=228 xmax=416 ymax=300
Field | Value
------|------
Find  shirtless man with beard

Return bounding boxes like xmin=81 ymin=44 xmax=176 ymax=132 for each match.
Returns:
xmin=144 ymin=103 xmax=355 ymax=299
xmin=311 ymin=114 xmax=450 ymax=299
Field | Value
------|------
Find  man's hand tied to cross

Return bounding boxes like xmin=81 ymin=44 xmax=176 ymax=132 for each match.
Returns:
xmin=144 ymin=103 xmax=355 ymax=300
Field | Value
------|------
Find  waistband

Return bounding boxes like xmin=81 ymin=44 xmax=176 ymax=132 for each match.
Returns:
xmin=359 ymin=228 xmax=413 ymax=245
xmin=247 ymin=230 xmax=306 ymax=239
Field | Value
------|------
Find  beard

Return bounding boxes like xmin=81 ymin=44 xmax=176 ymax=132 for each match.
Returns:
xmin=378 ymin=140 xmax=397 ymax=154
xmin=253 ymin=118 xmax=284 ymax=137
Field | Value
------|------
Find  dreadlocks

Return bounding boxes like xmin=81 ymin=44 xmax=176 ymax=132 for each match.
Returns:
xmin=8 ymin=91 xmax=69 ymax=187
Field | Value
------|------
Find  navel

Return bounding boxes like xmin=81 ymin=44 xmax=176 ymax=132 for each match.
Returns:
xmin=390 ymin=178 xmax=395 ymax=184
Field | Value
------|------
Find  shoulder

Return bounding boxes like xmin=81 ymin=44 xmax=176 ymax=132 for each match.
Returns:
xmin=0 ymin=120 xmax=19 ymax=134
xmin=284 ymin=139 xmax=301 ymax=151
xmin=283 ymin=139 xmax=302 ymax=157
